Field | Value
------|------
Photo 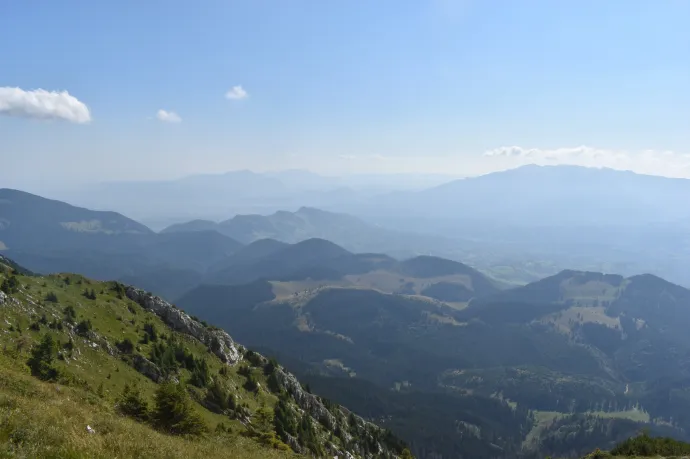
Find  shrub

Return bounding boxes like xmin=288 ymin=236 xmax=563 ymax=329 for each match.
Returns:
xmin=247 ymin=403 xmax=282 ymax=447
xmin=1 ymin=275 xmax=19 ymax=294
xmin=75 ymin=319 xmax=92 ymax=336
xmin=143 ymin=323 xmax=158 ymax=342
xmin=244 ymin=350 xmax=263 ymax=367
xmin=263 ymin=357 xmax=278 ymax=376
xmin=44 ymin=292 xmax=59 ymax=303
xmin=63 ymin=305 xmax=77 ymax=322
xmin=610 ymin=432 xmax=690 ymax=457
xmin=26 ymin=334 xmax=59 ymax=381
xmin=152 ymin=382 xmax=206 ymax=436
xmin=266 ymin=372 xmax=281 ymax=393
xmin=188 ymin=358 xmax=211 ymax=388
xmin=82 ymin=288 xmax=97 ymax=300
xmin=205 ymin=379 xmax=235 ymax=414
xmin=116 ymin=338 xmax=135 ymax=354
xmin=118 ymin=383 xmax=150 ymax=422
xmin=111 ymin=282 xmax=126 ymax=299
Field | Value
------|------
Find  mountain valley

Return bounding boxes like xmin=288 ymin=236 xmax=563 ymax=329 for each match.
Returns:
xmin=3 ymin=168 xmax=690 ymax=458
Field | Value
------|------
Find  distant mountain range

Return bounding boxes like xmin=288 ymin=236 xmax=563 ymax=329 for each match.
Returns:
xmin=161 ymin=206 xmax=461 ymax=259
xmin=5 ymin=180 xmax=690 ymax=457
xmin=146 ymin=165 xmax=690 ymax=286
xmin=0 ymin=188 xmax=499 ymax=301
xmin=356 ymin=165 xmax=690 ymax=225
xmin=349 ymin=165 xmax=690 ymax=287
xmin=50 ymin=170 xmax=459 ymax=229
xmin=7 ymin=163 xmax=690 ymax=288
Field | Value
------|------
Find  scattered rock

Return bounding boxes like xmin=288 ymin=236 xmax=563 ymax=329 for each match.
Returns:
xmin=86 ymin=425 xmax=95 ymax=434
xmin=0 ymin=290 xmax=7 ymax=306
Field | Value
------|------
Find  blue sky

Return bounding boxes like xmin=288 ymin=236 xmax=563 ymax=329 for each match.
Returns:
xmin=1 ymin=0 xmax=689 ymax=189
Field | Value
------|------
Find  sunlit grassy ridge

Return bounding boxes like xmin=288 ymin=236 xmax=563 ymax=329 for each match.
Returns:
xmin=0 ymin=264 xmax=409 ymax=458
xmin=0 ymin=357 xmax=294 ymax=459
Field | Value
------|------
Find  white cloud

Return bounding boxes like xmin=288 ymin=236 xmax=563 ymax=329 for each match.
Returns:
xmin=483 ymin=145 xmax=690 ymax=178
xmin=225 ymin=85 xmax=248 ymax=100
xmin=156 ymin=109 xmax=181 ymax=123
xmin=0 ymin=87 xmax=91 ymax=123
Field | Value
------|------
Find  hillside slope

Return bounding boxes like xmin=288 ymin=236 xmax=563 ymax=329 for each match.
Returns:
xmin=161 ymin=206 xmax=469 ymax=263
xmin=203 ymin=240 xmax=500 ymax=306
xmin=177 ymin=268 xmax=690 ymax=458
xmin=0 ymin=261 xmax=409 ymax=458
xmin=0 ymin=188 xmax=152 ymax=252
xmin=0 ymin=190 xmax=246 ymax=292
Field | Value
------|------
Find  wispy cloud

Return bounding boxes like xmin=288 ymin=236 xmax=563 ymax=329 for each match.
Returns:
xmin=0 ymin=87 xmax=91 ymax=123
xmin=156 ymin=109 xmax=181 ymax=123
xmin=338 ymin=154 xmax=357 ymax=160
xmin=484 ymin=145 xmax=690 ymax=178
xmin=225 ymin=85 xmax=248 ymax=100
xmin=485 ymin=145 xmax=618 ymax=160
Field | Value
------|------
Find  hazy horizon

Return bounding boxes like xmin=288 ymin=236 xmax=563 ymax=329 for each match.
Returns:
xmin=2 ymin=1 xmax=690 ymax=192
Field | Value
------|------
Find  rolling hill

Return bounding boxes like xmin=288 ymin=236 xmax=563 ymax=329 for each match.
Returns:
xmin=176 ymin=267 xmax=690 ymax=458
xmin=0 ymin=258 xmax=409 ymax=459
xmin=0 ymin=189 xmax=246 ymax=292
xmin=0 ymin=188 xmax=152 ymax=252
xmin=161 ymin=206 xmax=471 ymax=263
xmin=201 ymin=239 xmax=501 ymax=306
xmin=0 ymin=189 xmax=501 ymax=304
xmin=344 ymin=165 xmax=690 ymax=286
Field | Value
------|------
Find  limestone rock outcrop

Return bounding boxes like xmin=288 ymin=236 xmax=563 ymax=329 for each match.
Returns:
xmin=125 ymin=287 xmax=241 ymax=365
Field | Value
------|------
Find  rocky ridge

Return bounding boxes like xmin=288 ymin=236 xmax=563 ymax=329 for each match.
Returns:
xmin=125 ymin=286 xmax=242 ymax=365
xmin=124 ymin=285 xmax=396 ymax=459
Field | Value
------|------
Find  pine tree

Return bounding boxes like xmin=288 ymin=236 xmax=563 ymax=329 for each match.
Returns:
xmin=152 ymin=382 xmax=206 ymax=436
xmin=44 ymin=292 xmax=59 ymax=303
xmin=1 ymin=275 xmax=19 ymax=294
xmin=251 ymin=402 xmax=280 ymax=447
xmin=118 ymin=383 xmax=150 ymax=422
xmin=26 ymin=334 xmax=59 ymax=381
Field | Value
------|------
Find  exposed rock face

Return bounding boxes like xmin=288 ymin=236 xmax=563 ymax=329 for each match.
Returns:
xmin=125 ymin=287 xmax=241 ymax=365
xmin=125 ymin=285 xmax=391 ymax=458
xmin=0 ymin=291 xmax=7 ymax=305
xmin=274 ymin=367 xmax=386 ymax=458
xmin=275 ymin=367 xmax=337 ymax=429
xmin=133 ymin=355 xmax=162 ymax=382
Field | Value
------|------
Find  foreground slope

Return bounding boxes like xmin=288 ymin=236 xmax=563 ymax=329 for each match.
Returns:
xmin=0 ymin=261 xmax=409 ymax=458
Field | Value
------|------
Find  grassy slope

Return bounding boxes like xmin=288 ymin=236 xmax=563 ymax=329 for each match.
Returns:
xmin=0 ymin=268 xmax=404 ymax=458
xmin=0 ymin=272 xmax=295 ymax=458
xmin=0 ymin=355 xmax=293 ymax=459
